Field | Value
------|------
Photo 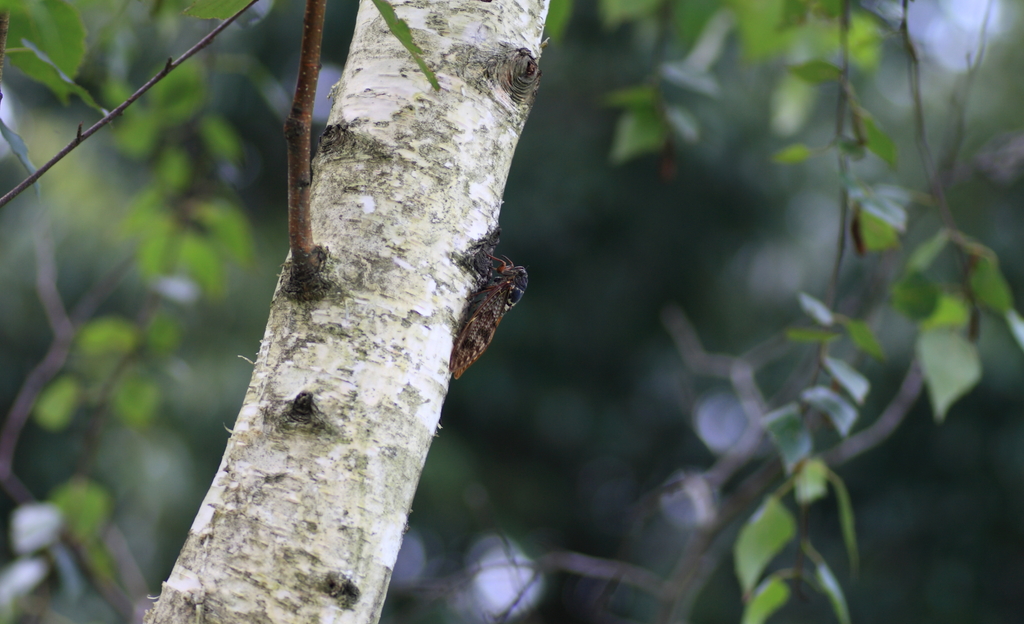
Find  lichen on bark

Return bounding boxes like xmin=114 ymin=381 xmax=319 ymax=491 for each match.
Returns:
xmin=145 ymin=0 xmax=548 ymax=622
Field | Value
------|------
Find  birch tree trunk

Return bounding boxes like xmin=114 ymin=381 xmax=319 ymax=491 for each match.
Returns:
xmin=144 ymin=0 xmax=547 ymax=621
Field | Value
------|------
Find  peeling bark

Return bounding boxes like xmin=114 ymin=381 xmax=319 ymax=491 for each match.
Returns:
xmin=144 ymin=0 xmax=547 ymax=621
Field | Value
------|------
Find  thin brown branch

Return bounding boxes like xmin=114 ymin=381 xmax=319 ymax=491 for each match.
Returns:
xmin=0 ymin=0 xmax=260 ymax=210
xmin=0 ymin=255 xmax=131 ymax=503
xmin=822 ymin=359 xmax=923 ymax=465
xmin=661 ymin=304 xmax=777 ymax=489
xmin=102 ymin=524 xmax=151 ymax=609
xmin=75 ymin=290 xmax=162 ymax=478
xmin=900 ymin=0 xmax=968 ymax=264
xmin=937 ymin=0 xmax=992 ymax=181
xmin=285 ymin=0 xmax=327 ymax=271
xmin=537 ymin=551 xmax=667 ymax=599
xmin=657 ymin=359 xmax=923 ymax=623
xmin=656 ymin=458 xmax=783 ymax=624
xmin=660 ymin=304 xmax=735 ymax=377
xmin=66 ymin=533 xmax=135 ymax=621
xmin=825 ymin=0 xmax=851 ymax=311
xmin=0 ymin=11 xmax=10 ymax=89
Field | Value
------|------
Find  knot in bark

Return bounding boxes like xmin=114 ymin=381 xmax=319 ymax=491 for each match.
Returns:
xmin=487 ymin=46 xmax=541 ymax=109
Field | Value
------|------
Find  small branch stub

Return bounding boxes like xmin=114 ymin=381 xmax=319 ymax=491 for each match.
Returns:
xmin=486 ymin=46 xmax=542 ymax=111
xmin=283 ymin=245 xmax=332 ymax=302
xmin=283 ymin=390 xmax=325 ymax=427
xmin=321 ymin=572 xmax=360 ymax=609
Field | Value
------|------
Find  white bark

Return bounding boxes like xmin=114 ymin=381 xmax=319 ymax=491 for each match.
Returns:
xmin=144 ymin=0 xmax=547 ymax=621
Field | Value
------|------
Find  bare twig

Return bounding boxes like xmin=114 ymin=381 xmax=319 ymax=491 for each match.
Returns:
xmin=900 ymin=0 xmax=968 ymax=261
xmin=0 ymin=0 xmax=260 ymax=210
xmin=937 ymin=0 xmax=992 ymax=181
xmin=66 ymin=534 xmax=135 ymax=621
xmin=102 ymin=524 xmax=152 ymax=613
xmin=0 ymin=254 xmax=131 ymax=503
xmin=656 ymin=458 xmax=783 ymax=624
xmin=537 ymin=551 xmax=667 ymax=599
xmin=823 ymin=360 xmax=923 ymax=465
xmin=661 ymin=304 xmax=778 ymax=489
xmin=284 ymin=0 xmax=327 ymax=285
xmin=660 ymin=304 xmax=732 ymax=377
xmin=825 ymin=0 xmax=851 ymax=311
xmin=0 ymin=11 xmax=10 ymax=90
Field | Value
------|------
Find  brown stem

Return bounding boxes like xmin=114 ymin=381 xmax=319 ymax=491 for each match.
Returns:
xmin=822 ymin=360 xmax=923 ymax=465
xmin=0 ymin=254 xmax=131 ymax=503
xmin=285 ymin=0 xmax=327 ymax=270
xmin=900 ymin=0 xmax=969 ymax=273
xmin=0 ymin=0 xmax=260 ymax=210
xmin=0 ymin=11 xmax=10 ymax=89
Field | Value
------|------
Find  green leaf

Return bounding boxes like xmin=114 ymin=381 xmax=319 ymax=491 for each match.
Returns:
xmin=545 ymin=0 xmax=573 ymax=41
xmin=153 ymin=63 xmax=207 ymax=124
xmin=770 ymin=73 xmax=815 ymax=136
xmin=608 ymin=107 xmax=668 ymax=165
xmin=7 ymin=0 xmax=101 ymax=110
xmin=798 ymin=292 xmax=834 ymax=326
xmin=112 ymin=374 xmax=161 ymax=429
xmin=827 ymin=470 xmax=859 ymax=574
xmin=801 ymin=386 xmax=858 ymax=436
xmin=741 ymin=576 xmax=790 ymax=624
xmin=113 ymin=109 xmax=163 ymax=158
xmin=780 ymin=0 xmax=809 ymax=26
xmin=891 ymin=272 xmax=940 ymax=320
xmin=734 ymin=496 xmax=796 ymax=594
xmin=665 ymin=105 xmax=700 ymax=144
xmin=33 ymin=375 xmax=82 ymax=432
xmin=858 ymin=192 xmax=907 ymax=231
xmin=822 ymin=357 xmax=869 ymax=405
xmin=136 ymin=228 xmax=178 ymax=278
xmin=843 ymin=319 xmax=885 ymax=361
xmin=795 ymin=458 xmax=828 ymax=505
xmin=11 ymin=503 xmax=63 ymax=555
xmin=181 ymin=232 xmax=227 ymax=297
xmin=155 ymin=147 xmax=194 ymax=194
xmin=194 ymin=200 xmax=255 ymax=266
xmin=836 ymin=138 xmax=865 ymax=159
xmin=370 ymin=0 xmax=440 ymax=90
xmin=661 ymin=62 xmax=720 ymax=97
xmin=849 ymin=12 xmax=882 ymax=70
xmin=183 ymin=0 xmax=252 ymax=18
xmin=785 ymin=327 xmax=840 ymax=343
xmin=862 ymin=115 xmax=897 ymax=168
xmin=146 ymin=314 xmax=183 ymax=355
xmin=789 ymin=60 xmax=841 ymax=83
xmin=731 ymin=0 xmax=795 ymax=61
xmin=920 ymin=294 xmax=969 ymax=330
xmin=970 ymin=256 xmax=1013 ymax=313
xmin=599 ymin=0 xmax=663 ymax=27
xmin=772 ymin=143 xmax=812 ymax=164
xmin=603 ymin=85 xmax=658 ymax=109
xmin=76 ymin=316 xmax=140 ymax=356
xmin=200 ymin=115 xmax=243 ymax=163
xmin=907 ymin=230 xmax=949 ymax=273
xmin=1007 ymin=309 xmax=1024 ymax=356
xmin=815 ymin=561 xmax=851 ymax=624
xmin=49 ymin=478 xmax=113 ymax=541
xmin=857 ymin=211 xmax=900 ymax=252
xmin=917 ymin=329 xmax=981 ymax=422
xmin=763 ymin=403 xmax=812 ymax=472
xmin=0 ymin=118 xmax=40 ymax=196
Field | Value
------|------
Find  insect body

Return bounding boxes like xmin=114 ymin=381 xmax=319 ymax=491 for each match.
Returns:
xmin=449 ymin=256 xmax=528 ymax=379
